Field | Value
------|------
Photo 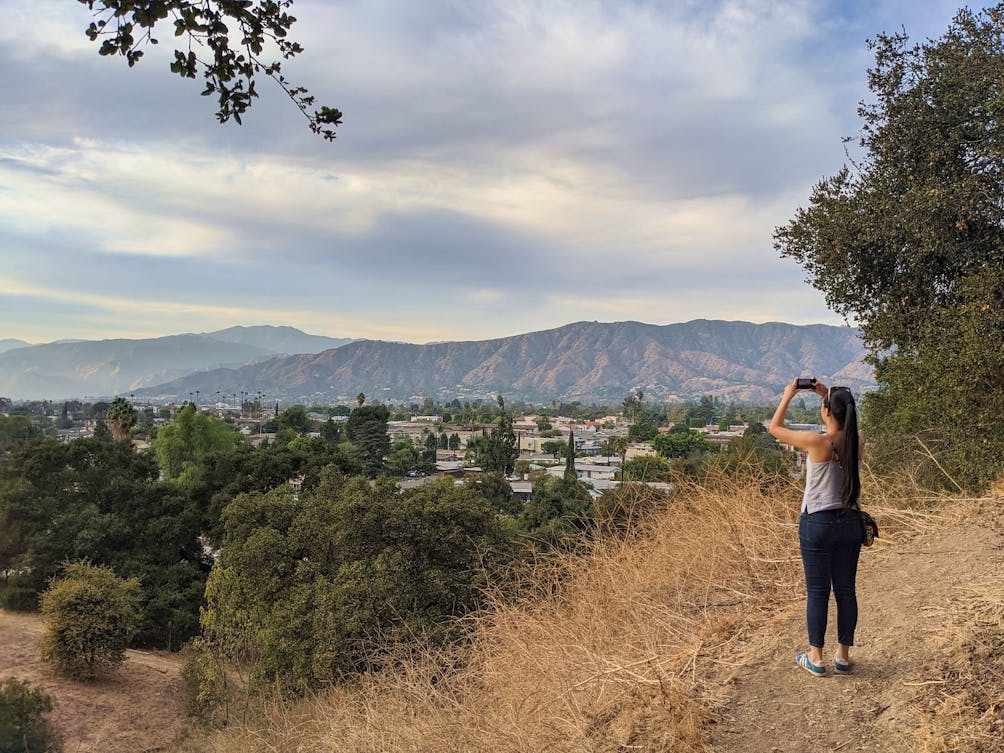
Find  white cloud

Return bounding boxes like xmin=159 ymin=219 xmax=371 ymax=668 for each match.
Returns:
xmin=1 ymin=0 xmax=984 ymax=343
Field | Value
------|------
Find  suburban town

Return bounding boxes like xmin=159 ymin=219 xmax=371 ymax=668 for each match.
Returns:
xmin=2 ymin=393 xmax=822 ymax=505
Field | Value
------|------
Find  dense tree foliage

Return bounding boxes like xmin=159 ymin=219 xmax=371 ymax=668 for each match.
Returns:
xmin=467 ymin=472 xmax=519 ymax=515
xmin=194 ymin=474 xmax=515 ymax=691
xmin=619 ymin=455 xmax=672 ymax=482
xmin=320 ymin=418 xmax=343 ymax=443
xmin=472 ymin=407 xmax=520 ymax=475
xmin=703 ymin=422 xmax=792 ymax=478
xmin=182 ymin=437 xmax=361 ymax=545
xmin=77 ymin=0 xmax=342 ymax=139
xmin=517 ymin=476 xmax=593 ymax=547
xmin=627 ymin=415 xmax=659 ymax=442
xmin=264 ymin=406 xmax=312 ymax=434
xmin=384 ymin=436 xmax=433 ymax=477
xmin=652 ymin=428 xmax=716 ymax=459
xmin=775 ymin=6 xmax=1004 ymax=490
xmin=0 ymin=415 xmax=44 ymax=450
xmin=152 ymin=404 xmax=242 ymax=483
xmin=0 ymin=438 xmax=211 ymax=646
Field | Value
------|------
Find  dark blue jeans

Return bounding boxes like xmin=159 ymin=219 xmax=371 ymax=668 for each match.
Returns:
xmin=798 ymin=509 xmax=862 ymax=648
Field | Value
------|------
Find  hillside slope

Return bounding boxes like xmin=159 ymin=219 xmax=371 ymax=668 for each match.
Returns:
xmin=5 ymin=487 xmax=997 ymax=753
xmin=0 ymin=610 xmax=186 ymax=752
xmin=186 ymin=480 xmax=1002 ymax=753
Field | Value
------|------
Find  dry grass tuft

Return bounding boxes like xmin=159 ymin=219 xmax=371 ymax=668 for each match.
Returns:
xmin=911 ymin=577 xmax=1004 ymax=753
xmin=191 ymin=464 xmax=958 ymax=753
xmin=988 ymin=475 xmax=1004 ymax=498
xmin=908 ymin=498 xmax=1004 ymax=753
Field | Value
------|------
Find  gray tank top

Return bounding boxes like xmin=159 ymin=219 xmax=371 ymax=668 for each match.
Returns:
xmin=802 ymin=457 xmax=845 ymax=513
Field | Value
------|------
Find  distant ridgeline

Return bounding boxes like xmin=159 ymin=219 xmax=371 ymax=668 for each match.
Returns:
xmin=0 ymin=326 xmax=357 ymax=401
xmin=122 ymin=320 xmax=872 ymax=404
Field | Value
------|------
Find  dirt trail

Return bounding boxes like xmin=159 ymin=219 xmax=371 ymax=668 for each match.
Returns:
xmin=0 ymin=609 xmax=187 ymax=753
xmin=711 ymin=503 xmax=1004 ymax=753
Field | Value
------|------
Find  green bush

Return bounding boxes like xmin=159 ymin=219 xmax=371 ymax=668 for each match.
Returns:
xmin=197 ymin=472 xmax=515 ymax=694
xmin=0 ymin=583 xmax=38 ymax=612
xmin=180 ymin=637 xmax=238 ymax=726
xmin=0 ymin=678 xmax=60 ymax=753
xmin=40 ymin=562 xmax=142 ymax=679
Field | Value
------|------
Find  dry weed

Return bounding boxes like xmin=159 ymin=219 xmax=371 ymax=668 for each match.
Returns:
xmin=911 ymin=577 xmax=1004 ymax=753
xmin=908 ymin=499 xmax=1004 ymax=753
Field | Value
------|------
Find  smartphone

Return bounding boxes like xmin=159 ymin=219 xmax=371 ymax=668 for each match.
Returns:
xmin=796 ymin=378 xmax=816 ymax=390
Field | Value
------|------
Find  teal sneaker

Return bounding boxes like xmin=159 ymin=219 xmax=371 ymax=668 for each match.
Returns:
xmin=795 ymin=652 xmax=826 ymax=677
xmin=833 ymin=654 xmax=852 ymax=673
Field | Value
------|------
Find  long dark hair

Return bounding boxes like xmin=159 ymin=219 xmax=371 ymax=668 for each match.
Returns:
xmin=824 ymin=388 xmax=860 ymax=507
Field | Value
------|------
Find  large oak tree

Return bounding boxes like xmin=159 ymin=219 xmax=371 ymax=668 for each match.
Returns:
xmin=774 ymin=5 xmax=1004 ymax=491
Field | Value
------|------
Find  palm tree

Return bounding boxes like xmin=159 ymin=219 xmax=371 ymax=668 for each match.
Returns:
xmin=105 ymin=397 xmax=137 ymax=441
xmin=609 ymin=436 xmax=629 ymax=479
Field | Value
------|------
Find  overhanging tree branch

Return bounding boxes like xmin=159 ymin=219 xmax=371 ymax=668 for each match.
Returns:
xmin=78 ymin=0 xmax=342 ymax=140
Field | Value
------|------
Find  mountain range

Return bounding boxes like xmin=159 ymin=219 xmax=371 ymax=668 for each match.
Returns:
xmin=0 ymin=326 xmax=356 ymax=400
xmin=125 ymin=320 xmax=873 ymax=405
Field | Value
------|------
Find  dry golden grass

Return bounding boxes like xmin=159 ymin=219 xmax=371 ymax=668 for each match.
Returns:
xmin=910 ymin=499 xmax=1004 ymax=753
xmin=189 ymin=464 xmax=961 ymax=753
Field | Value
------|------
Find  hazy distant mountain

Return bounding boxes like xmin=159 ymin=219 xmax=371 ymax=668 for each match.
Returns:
xmin=135 ymin=320 xmax=874 ymax=404
xmin=0 ymin=339 xmax=31 ymax=354
xmin=204 ymin=325 xmax=355 ymax=354
xmin=0 ymin=326 xmax=355 ymax=400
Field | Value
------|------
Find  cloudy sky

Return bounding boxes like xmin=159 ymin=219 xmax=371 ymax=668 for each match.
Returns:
xmin=0 ymin=0 xmax=986 ymax=344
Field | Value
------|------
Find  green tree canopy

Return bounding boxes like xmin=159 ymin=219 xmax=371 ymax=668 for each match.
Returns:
xmin=652 ymin=428 xmax=716 ymax=459
xmin=466 ymin=472 xmax=519 ymax=515
xmin=385 ymin=436 xmax=432 ymax=477
xmin=517 ymin=475 xmax=593 ymax=547
xmin=704 ymin=426 xmax=791 ymax=478
xmin=197 ymin=474 xmax=515 ymax=691
xmin=619 ymin=455 xmax=672 ymax=482
xmin=152 ymin=405 xmax=242 ymax=483
xmin=627 ymin=416 xmax=659 ymax=442
xmin=0 ymin=415 xmax=42 ymax=451
xmin=345 ymin=404 xmax=390 ymax=477
xmin=473 ymin=411 xmax=519 ymax=475
xmin=541 ymin=439 xmax=567 ymax=458
xmin=774 ymin=6 xmax=1004 ymax=491
xmin=0 ymin=678 xmax=58 ymax=753
xmin=0 ymin=437 xmax=211 ymax=646
xmin=320 ymin=418 xmax=343 ymax=443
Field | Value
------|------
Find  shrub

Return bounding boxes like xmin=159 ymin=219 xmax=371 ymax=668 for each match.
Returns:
xmin=40 ymin=562 xmax=141 ymax=679
xmin=0 ymin=678 xmax=60 ymax=753
xmin=196 ymin=473 xmax=515 ymax=695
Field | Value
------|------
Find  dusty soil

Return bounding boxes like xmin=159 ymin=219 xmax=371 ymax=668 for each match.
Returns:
xmin=710 ymin=502 xmax=1004 ymax=753
xmin=0 ymin=609 xmax=188 ymax=753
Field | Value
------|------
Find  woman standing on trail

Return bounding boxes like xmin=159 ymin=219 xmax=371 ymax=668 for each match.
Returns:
xmin=769 ymin=378 xmax=863 ymax=677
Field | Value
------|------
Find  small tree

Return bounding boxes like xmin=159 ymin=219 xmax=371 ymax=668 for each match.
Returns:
xmin=40 ymin=563 xmax=141 ymax=679
xmin=564 ymin=427 xmax=577 ymax=481
xmin=609 ymin=435 xmax=629 ymax=467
